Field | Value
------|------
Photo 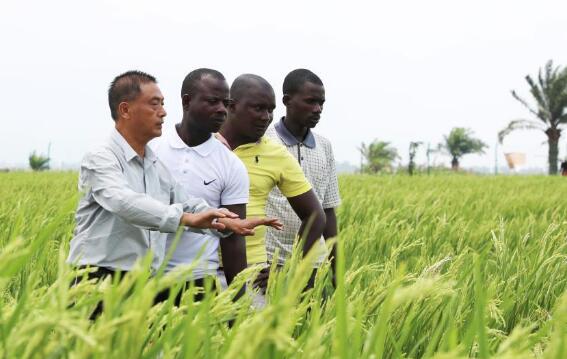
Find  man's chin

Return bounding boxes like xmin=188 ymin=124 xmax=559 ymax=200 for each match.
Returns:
xmin=210 ymin=124 xmax=223 ymax=133
xmin=256 ymin=129 xmax=267 ymax=139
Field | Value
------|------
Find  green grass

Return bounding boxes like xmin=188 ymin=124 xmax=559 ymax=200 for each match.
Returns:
xmin=0 ymin=172 xmax=566 ymax=358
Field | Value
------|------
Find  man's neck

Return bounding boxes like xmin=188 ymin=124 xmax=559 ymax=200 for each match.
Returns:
xmin=283 ymin=116 xmax=308 ymax=142
xmin=116 ymin=126 xmax=146 ymax=157
xmin=176 ymin=118 xmax=211 ymax=147
xmin=219 ymin=122 xmax=251 ymax=150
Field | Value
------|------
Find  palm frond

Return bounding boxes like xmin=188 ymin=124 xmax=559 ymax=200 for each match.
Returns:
xmin=511 ymin=90 xmax=542 ymax=119
xmin=498 ymin=119 xmax=546 ymax=143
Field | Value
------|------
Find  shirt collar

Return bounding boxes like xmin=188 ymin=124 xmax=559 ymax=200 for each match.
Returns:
xmin=234 ymin=136 xmax=266 ymax=151
xmin=168 ymin=127 xmax=216 ymax=157
xmin=144 ymin=144 xmax=158 ymax=163
xmin=110 ymin=128 xmax=158 ymax=163
xmin=274 ymin=117 xmax=316 ymax=148
xmin=110 ymin=128 xmax=139 ymax=162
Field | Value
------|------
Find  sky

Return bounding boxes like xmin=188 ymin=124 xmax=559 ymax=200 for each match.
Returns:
xmin=1 ymin=0 xmax=567 ymax=171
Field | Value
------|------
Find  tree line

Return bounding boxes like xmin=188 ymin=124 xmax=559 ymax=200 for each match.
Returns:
xmin=26 ymin=61 xmax=567 ymax=174
xmin=360 ymin=60 xmax=567 ymax=175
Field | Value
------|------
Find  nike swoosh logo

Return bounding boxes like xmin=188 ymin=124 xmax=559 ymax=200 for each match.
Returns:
xmin=204 ymin=179 xmax=216 ymax=185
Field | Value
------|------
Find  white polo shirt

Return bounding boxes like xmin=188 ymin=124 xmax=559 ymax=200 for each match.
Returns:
xmin=151 ymin=128 xmax=249 ymax=278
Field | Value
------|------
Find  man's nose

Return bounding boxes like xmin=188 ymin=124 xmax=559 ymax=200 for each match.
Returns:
xmin=260 ymin=110 xmax=271 ymax=121
xmin=217 ymin=103 xmax=228 ymax=114
xmin=160 ymin=106 xmax=167 ymax=118
xmin=313 ymin=104 xmax=322 ymax=113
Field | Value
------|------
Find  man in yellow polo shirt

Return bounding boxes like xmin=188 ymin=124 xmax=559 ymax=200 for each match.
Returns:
xmin=219 ymin=74 xmax=326 ymax=303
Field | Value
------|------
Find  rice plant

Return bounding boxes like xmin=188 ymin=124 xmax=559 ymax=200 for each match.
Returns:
xmin=0 ymin=172 xmax=565 ymax=358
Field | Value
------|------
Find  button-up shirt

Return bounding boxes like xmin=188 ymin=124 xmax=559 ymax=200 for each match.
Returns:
xmin=67 ymin=128 xmax=212 ymax=272
xmin=265 ymin=118 xmax=341 ymax=266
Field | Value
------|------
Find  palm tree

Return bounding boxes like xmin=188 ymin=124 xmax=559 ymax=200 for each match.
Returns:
xmin=28 ymin=151 xmax=50 ymax=171
xmin=439 ymin=128 xmax=487 ymax=171
xmin=358 ymin=140 xmax=399 ymax=173
xmin=408 ymin=141 xmax=422 ymax=176
xmin=499 ymin=60 xmax=567 ymax=175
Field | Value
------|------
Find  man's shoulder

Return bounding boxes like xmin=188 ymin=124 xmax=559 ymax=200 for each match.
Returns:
xmin=260 ymin=136 xmax=288 ymax=153
xmin=264 ymin=126 xmax=279 ymax=139
xmin=210 ymin=137 xmax=245 ymax=166
xmin=312 ymin=131 xmax=332 ymax=148
xmin=82 ymin=142 xmax=118 ymax=164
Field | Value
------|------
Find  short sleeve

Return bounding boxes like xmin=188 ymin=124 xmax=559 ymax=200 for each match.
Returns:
xmin=278 ymin=148 xmax=312 ymax=198
xmin=322 ymin=142 xmax=341 ymax=208
xmin=220 ymin=155 xmax=250 ymax=206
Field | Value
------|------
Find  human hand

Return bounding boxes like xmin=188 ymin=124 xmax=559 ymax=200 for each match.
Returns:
xmin=245 ymin=217 xmax=283 ymax=231
xmin=218 ymin=217 xmax=283 ymax=236
xmin=181 ymin=208 xmax=239 ymax=230
xmin=217 ymin=218 xmax=255 ymax=236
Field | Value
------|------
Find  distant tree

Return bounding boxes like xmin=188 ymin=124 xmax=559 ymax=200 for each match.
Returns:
xmin=499 ymin=60 xmax=567 ymax=175
xmin=439 ymin=128 xmax=487 ymax=171
xmin=29 ymin=151 xmax=50 ymax=171
xmin=408 ymin=141 xmax=422 ymax=176
xmin=359 ymin=140 xmax=399 ymax=173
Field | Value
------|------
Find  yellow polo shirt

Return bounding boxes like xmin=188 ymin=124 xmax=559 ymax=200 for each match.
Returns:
xmin=233 ymin=136 xmax=312 ymax=264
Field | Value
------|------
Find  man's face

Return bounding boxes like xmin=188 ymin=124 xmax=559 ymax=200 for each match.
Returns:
xmin=230 ymin=85 xmax=276 ymax=142
xmin=127 ymin=82 xmax=167 ymax=140
xmin=285 ymin=81 xmax=325 ymax=129
xmin=185 ymin=75 xmax=230 ymax=133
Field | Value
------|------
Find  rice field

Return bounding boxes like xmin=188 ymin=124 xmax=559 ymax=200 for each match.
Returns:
xmin=0 ymin=172 xmax=566 ymax=358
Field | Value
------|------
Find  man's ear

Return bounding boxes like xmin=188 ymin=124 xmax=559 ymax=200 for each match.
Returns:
xmin=118 ymin=102 xmax=130 ymax=120
xmin=182 ymin=94 xmax=192 ymax=110
xmin=282 ymin=94 xmax=291 ymax=106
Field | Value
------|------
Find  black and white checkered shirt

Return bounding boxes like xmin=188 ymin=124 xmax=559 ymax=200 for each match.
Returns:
xmin=265 ymin=118 xmax=341 ymax=266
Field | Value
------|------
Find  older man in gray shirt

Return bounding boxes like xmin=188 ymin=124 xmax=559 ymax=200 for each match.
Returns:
xmin=67 ymin=71 xmax=259 ymax=283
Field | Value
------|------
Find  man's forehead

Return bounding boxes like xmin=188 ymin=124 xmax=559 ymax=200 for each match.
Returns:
xmin=239 ymin=82 xmax=274 ymax=99
xmin=199 ymin=75 xmax=229 ymax=93
xmin=242 ymin=89 xmax=275 ymax=103
xmin=140 ymin=82 xmax=164 ymax=98
xmin=298 ymin=81 xmax=325 ymax=96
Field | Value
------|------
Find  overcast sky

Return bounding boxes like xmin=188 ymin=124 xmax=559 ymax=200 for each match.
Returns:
xmin=2 ymin=0 xmax=567 ymax=171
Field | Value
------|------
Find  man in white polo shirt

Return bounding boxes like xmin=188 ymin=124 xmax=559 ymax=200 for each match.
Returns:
xmin=152 ymin=68 xmax=281 ymax=303
xmin=266 ymin=69 xmax=341 ymax=285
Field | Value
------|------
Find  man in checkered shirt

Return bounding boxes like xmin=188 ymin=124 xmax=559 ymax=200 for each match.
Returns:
xmin=265 ymin=69 xmax=341 ymax=282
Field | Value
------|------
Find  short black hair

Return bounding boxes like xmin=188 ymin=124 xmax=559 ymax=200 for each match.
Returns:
xmin=230 ymin=74 xmax=274 ymax=101
xmin=282 ymin=69 xmax=323 ymax=95
xmin=108 ymin=70 xmax=157 ymax=121
xmin=181 ymin=68 xmax=225 ymax=97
